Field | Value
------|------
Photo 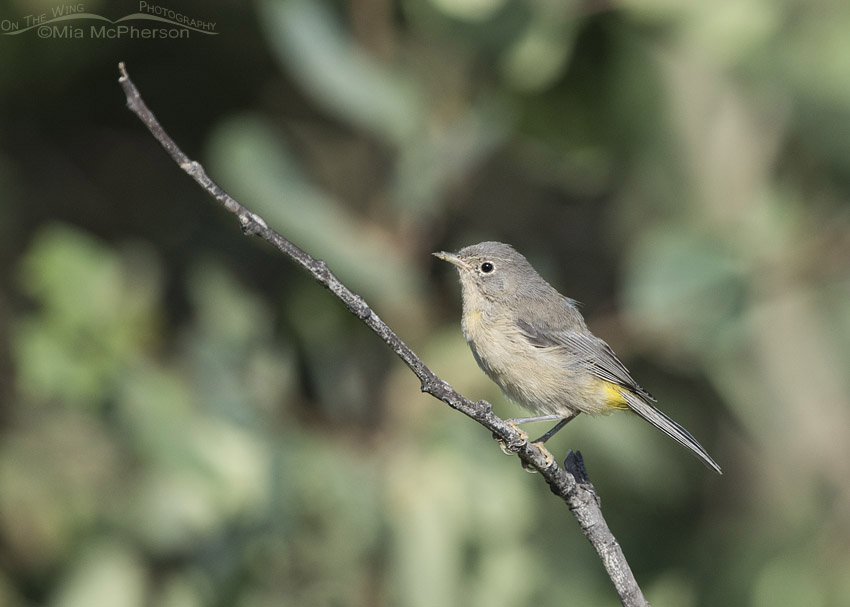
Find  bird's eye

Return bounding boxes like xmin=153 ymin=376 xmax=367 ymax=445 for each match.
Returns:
xmin=480 ymin=262 xmax=494 ymax=273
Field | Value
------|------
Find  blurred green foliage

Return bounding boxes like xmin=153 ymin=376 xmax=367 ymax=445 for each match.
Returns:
xmin=2 ymin=0 xmax=850 ymax=605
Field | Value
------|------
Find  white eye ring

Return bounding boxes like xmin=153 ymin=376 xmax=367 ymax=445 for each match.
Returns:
xmin=480 ymin=262 xmax=494 ymax=273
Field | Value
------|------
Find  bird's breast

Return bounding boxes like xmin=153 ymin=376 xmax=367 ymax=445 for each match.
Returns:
xmin=461 ymin=307 xmax=615 ymax=417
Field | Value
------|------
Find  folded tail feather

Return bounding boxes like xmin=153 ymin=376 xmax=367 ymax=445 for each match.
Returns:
xmin=620 ymin=390 xmax=722 ymax=474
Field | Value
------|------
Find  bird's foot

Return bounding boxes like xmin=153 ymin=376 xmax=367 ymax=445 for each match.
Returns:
xmin=518 ymin=442 xmax=555 ymax=473
xmin=493 ymin=423 xmax=528 ymax=455
xmin=494 ymin=423 xmax=555 ymax=472
xmin=530 ymin=441 xmax=555 ymax=469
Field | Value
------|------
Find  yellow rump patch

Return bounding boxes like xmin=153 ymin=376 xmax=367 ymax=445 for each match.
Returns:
xmin=599 ymin=380 xmax=631 ymax=410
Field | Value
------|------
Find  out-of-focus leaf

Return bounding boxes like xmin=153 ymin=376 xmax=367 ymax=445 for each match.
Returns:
xmin=394 ymin=97 xmax=512 ymax=214
xmin=622 ymin=0 xmax=779 ymax=65
xmin=51 ymin=541 xmax=145 ymax=607
xmin=777 ymin=4 xmax=850 ymax=108
xmin=0 ymin=412 xmax=120 ymax=570
xmin=260 ymin=0 xmax=421 ymax=144
xmin=125 ymin=471 xmax=222 ymax=554
xmin=740 ymin=287 xmax=850 ymax=478
xmin=387 ymin=426 xmax=539 ymax=607
xmin=622 ymin=225 xmax=745 ymax=354
xmin=151 ymin=576 xmax=206 ymax=607
xmin=428 ymin=0 xmax=508 ymax=22
xmin=243 ymin=435 xmax=385 ymax=607
xmin=14 ymin=224 xmax=159 ymax=408
xmin=501 ymin=17 xmax=576 ymax=92
xmin=116 ymin=364 xmax=271 ymax=553
xmin=184 ymin=261 xmax=296 ymax=420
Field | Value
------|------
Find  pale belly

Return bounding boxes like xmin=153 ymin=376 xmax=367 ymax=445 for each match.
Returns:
xmin=464 ymin=313 xmax=614 ymax=417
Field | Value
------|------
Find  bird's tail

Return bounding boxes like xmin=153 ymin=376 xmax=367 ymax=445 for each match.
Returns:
xmin=621 ymin=391 xmax=722 ymax=474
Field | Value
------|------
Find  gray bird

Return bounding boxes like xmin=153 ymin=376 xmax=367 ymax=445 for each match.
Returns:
xmin=434 ymin=241 xmax=721 ymax=473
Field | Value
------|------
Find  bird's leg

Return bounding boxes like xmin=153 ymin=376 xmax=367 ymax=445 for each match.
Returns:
xmin=503 ymin=413 xmax=579 ymax=444
xmin=505 ymin=414 xmax=564 ymax=426
xmin=530 ymin=412 xmax=579 ymax=445
xmin=494 ymin=414 xmax=567 ymax=470
xmin=518 ymin=413 xmax=580 ymax=470
xmin=497 ymin=415 xmax=562 ymax=454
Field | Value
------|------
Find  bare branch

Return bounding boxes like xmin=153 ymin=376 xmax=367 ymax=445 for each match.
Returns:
xmin=117 ymin=62 xmax=649 ymax=607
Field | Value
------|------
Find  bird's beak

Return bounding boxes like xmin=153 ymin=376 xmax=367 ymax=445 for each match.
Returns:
xmin=433 ymin=251 xmax=471 ymax=270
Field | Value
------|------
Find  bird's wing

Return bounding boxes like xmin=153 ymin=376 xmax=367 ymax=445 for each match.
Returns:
xmin=516 ymin=319 xmax=656 ymax=402
xmin=517 ymin=319 xmax=722 ymax=473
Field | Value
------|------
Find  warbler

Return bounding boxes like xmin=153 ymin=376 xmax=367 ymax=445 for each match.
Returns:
xmin=434 ymin=241 xmax=721 ymax=473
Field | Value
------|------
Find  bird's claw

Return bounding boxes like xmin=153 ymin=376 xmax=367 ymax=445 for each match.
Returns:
xmin=519 ymin=442 xmax=555 ymax=473
xmin=493 ymin=424 xmax=555 ymax=473
xmin=532 ymin=442 xmax=556 ymax=468
xmin=493 ymin=423 xmax=528 ymax=455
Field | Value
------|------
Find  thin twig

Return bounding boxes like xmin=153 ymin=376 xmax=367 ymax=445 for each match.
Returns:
xmin=117 ymin=61 xmax=649 ymax=607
